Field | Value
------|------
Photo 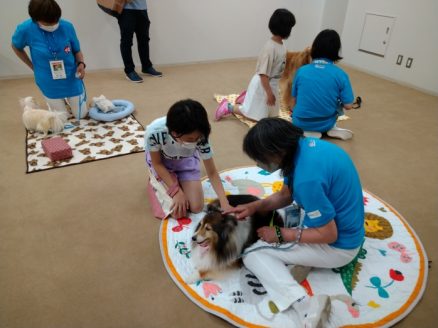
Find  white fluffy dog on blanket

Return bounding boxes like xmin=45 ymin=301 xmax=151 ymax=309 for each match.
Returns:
xmin=20 ymin=96 xmax=67 ymax=137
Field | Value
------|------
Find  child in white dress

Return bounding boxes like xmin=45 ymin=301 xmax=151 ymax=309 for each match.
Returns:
xmin=215 ymin=9 xmax=295 ymax=122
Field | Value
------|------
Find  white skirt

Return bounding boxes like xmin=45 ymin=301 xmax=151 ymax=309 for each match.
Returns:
xmin=240 ymin=74 xmax=279 ymax=121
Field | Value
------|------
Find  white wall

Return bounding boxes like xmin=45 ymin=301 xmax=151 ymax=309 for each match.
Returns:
xmin=341 ymin=0 xmax=438 ymax=95
xmin=0 ymin=0 xmax=324 ymax=78
xmin=2 ymin=0 xmax=437 ymax=96
xmin=321 ymin=0 xmax=349 ymax=35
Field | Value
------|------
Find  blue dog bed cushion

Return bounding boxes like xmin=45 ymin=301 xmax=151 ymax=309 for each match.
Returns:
xmin=89 ymin=99 xmax=134 ymax=122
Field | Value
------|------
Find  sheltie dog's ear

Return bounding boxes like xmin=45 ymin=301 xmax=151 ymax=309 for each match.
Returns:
xmin=219 ymin=215 xmax=237 ymax=240
xmin=206 ymin=200 xmax=221 ymax=213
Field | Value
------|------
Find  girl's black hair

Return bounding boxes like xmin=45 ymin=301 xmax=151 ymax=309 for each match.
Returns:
xmin=311 ymin=29 xmax=343 ymax=62
xmin=166 ymin=99 xmax=211 ymax=140
xmin=28 ymin=0 xmax=62 ymax=23
xmin=268 ymin=8 xmax=296 ymax=39
xmin=243 ymin=118 xmax=303 ymax=178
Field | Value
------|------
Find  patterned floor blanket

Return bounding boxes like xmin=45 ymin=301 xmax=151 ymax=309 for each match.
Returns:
xmin=213 ymin=94 xmax=349 ymax=128
xmin=25 ymin=115 xmax=144 ymax=173
xmin=160 ymin=166 xmax=428 ymax=328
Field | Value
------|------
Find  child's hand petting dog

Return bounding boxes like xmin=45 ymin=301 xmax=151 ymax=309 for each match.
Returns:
xmin=171 ymin=189 xmax=189 ymax=218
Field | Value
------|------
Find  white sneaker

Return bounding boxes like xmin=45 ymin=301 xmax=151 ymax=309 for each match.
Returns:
xmin=304 ymin=131 xmax=322 ymax=139
xmin=327 ymin=126 xmax=353 ymax=140
xmin=295 ymin=295 xmax=331 ymax=328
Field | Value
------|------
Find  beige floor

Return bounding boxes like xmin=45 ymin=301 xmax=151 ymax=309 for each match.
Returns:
xmin=0 ymin=60 xmax=437 ymax=328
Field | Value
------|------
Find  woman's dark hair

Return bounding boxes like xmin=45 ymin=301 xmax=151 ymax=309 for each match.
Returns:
xmin=243 ymin=118 xmax=303 ymax=178
xmin=166 ymin=99 xmax=211 ymax=140
xmin=311 ymin=29 xmax=343 ymax=62
xmin=28 ymin=0 xmax=61 ymax=23
xmin=268 ymin=8 xmax=296 ymax=39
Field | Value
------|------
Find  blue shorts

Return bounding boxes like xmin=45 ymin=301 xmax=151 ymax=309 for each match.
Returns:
xmin=146 ymin=152 xmax=201 ymax=181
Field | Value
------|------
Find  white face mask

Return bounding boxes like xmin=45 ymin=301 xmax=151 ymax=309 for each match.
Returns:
xmin=180 ymin=141 xmax=198 ymax=149
xmin=170 ymin=133 xmax=200 ymax=149
xmin=256 ymin=161 xmax=280 ymax=173
xmin=39 ymin=22 xmax=59 ymax=32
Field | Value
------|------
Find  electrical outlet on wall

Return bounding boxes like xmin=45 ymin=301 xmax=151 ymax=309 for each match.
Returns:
xmin=406 ymin=57 xmax=413 ymax=68
xmin=396 ymin=55 xmax=403 ymax=65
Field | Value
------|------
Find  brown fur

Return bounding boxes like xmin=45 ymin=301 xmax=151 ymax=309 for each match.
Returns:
xmin=279 ymin=48 xmax=312 ymax=112
xmin=189 ymin=194 xmax=283 ymax=282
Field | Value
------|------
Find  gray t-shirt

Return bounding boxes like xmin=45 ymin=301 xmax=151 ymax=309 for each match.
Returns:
xmin=255 ymin=39 xmax=287 ymax=79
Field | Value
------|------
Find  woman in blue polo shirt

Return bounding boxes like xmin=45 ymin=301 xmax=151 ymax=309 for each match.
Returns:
xmin=291 ymin=29 xmax=354 ymax=140
xmin=11 ymin=0 xmax=88 ymax=119
xmin=225 ymin=118 xmax=365 ymax=327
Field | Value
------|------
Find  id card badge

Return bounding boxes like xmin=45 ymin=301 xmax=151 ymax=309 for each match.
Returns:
xmin=49 ymin=60 xmax=66 ymax=79
xmin=284 ymin=202 xmax=302 ymax=228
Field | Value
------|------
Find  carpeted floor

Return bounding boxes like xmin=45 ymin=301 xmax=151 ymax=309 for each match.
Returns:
xmin=0 ymin=59 xmax=437 ymax=328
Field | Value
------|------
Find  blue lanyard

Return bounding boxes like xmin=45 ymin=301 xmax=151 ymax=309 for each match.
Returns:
xmin=77 ymin=79 xmax=87 ymax=121
xmin=39 ymin=29 xmax=59 ymax=60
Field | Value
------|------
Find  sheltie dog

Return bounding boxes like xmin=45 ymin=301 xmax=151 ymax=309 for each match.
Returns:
xmin=20 ymin=96 xmax=67 ymax=137
xmin=188 ymin=194 xmax=284 ymax=283
xmin=279 ymin=48 xmax=312 ymax=112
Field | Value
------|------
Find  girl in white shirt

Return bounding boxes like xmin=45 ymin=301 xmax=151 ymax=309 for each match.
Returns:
xmin=215 ymin=9 xmax=295 ymax=122
xmin=145 ymin=99 xmax=230 ymax=218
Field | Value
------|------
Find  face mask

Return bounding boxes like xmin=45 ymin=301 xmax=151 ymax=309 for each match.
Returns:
xmin=256 ymin=161 xmax=280 ymax=173
xmin=39 ymin=22 xmax=59 ymax=32
xmin=180 ymin=141 xmax=198 ymax=149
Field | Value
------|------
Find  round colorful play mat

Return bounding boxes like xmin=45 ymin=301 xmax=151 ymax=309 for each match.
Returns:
xmin=159 ymin=166 xmax=428 ymax=328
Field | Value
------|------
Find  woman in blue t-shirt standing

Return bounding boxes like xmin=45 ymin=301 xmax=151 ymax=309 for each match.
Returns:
xmin=225 ymin=118 xmax=365 ymax=328
xmin=291 ymin=29 xmax=354 ymax=140
xmin=11 ymin=0 xmax=88 ymax=119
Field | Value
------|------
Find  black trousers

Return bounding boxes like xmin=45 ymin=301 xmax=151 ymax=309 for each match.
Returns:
xmin=117 ymin=9 xmax=153 ymax=74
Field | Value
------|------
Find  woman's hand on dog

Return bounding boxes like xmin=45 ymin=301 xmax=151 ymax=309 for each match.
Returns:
xmin=257 ymin=226 xmax=278 ymax=243
xmin=171 ymin=189 xmax=189 ymax=218
xmin=223 ymin=202 xmax=257 ymax=220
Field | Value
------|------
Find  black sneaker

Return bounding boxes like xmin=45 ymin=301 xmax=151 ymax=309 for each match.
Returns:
xmin=142 ymin=66 xmax=163 ymax=77
xmin=126 ymin=71 xmax=143 ymax=83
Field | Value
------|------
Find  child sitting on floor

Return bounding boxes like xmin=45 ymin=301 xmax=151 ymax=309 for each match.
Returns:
xmin=291 ymin=29 xmax=355 ymax=140
xmin=215 ymin=8 xmax=296 ymax=122
xmin=145 ymin=99 xmax=231 ymax=218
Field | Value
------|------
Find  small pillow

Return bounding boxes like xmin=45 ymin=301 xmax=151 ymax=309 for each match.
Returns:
xmin=92 ymin=95 xmax=116 ymax=113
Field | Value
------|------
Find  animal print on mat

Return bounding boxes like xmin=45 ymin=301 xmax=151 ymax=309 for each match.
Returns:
xmin=26 ymin=115 xmax=144 ymax=173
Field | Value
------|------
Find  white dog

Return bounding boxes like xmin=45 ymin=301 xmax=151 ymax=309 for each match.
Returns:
xmin=92 ymin=95 xmax=115 ymax=113
xmin=20 ymin=97 xmax=67 ymax=137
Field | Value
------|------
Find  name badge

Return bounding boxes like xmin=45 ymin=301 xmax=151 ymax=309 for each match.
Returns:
xmin=49 ymin=60 xmax=66 ymax=79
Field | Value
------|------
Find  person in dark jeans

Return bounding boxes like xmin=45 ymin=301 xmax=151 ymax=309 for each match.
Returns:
xmin=117 ymin=0 xmax=162 ymax=83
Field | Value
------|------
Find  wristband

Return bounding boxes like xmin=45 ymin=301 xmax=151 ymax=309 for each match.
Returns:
xmin=274 ymin=225 xmax=283 ymax=243
xmin=295 ymin=227 xmax=303 ymax=243
xmin=77 ymin=61 xmax=86 ymax=68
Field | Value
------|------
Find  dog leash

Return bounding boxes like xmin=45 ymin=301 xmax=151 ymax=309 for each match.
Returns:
xmin=337 ymin=96 xmax=362 ymax=116
xmin=75 ymin=79 xmax=87 ymax=126
xmin=236 ymin=221 xmax=304 ymax=260
xmin=64 ymin=78 xmax=87 ymax=129
xmin=237 ymin=236 xmax=301 ymax=260
xmin=352 ymin=96 xmax=362 ymax=109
